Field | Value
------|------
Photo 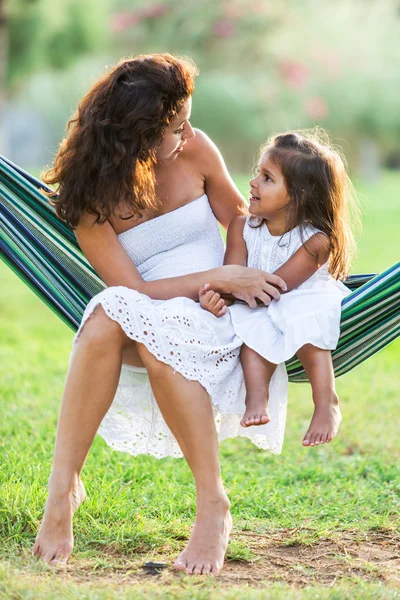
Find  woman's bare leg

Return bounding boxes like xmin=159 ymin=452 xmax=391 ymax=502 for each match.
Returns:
xmin=240 ymin=345 xmax=277 ymax=427
xmin=33 ymin=306 xmax=231 ymax=574
xmin=33 ymin=307 xmax=135 ymax=565
xmin=296 ymin=344 xmax=342 ymax=447
xmin=137 ymin=345 xmax=231 ymax=575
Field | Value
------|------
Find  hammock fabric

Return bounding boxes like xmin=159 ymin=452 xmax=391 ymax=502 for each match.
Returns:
xmin=1 ymin=155 xmax=399 ymax=383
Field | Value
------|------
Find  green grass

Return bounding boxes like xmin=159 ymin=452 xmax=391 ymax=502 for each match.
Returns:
xmin=0 ymin=171 xmax=399 ymax=598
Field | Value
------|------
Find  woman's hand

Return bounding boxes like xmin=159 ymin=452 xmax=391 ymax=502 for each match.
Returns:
xmin=211 ymin=265 xmax=287 ymax=309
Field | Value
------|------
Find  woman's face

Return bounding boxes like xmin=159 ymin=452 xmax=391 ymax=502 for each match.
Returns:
xmin=156 ymin=97 xmax=195 ymax=161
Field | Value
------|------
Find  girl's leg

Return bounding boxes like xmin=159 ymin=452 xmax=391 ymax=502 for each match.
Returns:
xmin=296 ymin=344 xmax=342 ymax=447
xmin=137 ymin=345 xmax=231 ymax=575
xmin=240 ymin=344 xmax=277 ymax=427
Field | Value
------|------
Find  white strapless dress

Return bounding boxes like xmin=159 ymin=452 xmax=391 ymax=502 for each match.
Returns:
xmin=74 ymin=195 xmax=288 ymax=458
xmin=229 ymin=217 xmax=351 ymax=364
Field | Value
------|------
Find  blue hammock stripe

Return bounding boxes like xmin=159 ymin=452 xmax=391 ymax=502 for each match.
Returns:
xmin=1 ymin=155 xmax=399 ymax=382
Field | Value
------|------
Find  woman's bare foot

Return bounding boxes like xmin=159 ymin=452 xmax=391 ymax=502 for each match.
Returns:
xmin=32 ymin=478 xmax=86 ymax=566
xmin=173 ymin=496 xmax=232 ymax=575
xmin=302 ymin=393 xmax=342 ymax=447
xmin=240 ymin=394 xmax=271 ymax=427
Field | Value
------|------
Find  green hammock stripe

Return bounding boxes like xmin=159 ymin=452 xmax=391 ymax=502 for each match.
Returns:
xmin=1 ymin=155 xmax=399 ymax=383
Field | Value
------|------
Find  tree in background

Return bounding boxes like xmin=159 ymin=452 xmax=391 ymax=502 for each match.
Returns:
xmin=0 ymin=0 xmax=107 ymax=153
xmin=4 ymin=0 xmax=400 ymax=174
xmin=107 ymin=0 xmax=400 ymax=174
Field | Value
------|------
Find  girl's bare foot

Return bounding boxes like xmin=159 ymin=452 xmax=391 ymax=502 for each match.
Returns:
xmin=32 ymin=478 xmax=86 ymax=566
xmin=173 ymin=495 xmax=232 ymax=575
xmin=240 ymin=394 xmax=271 ymax=427
xmin=302 ymin=393 xmax=342 ymax=447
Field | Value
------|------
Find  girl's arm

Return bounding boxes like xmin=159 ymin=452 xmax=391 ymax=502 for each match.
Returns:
xmin=273 ymin=233 xmax=331 ymax=292
xmin=223 ymin=215 xmax=248 ymax=267
xmin=75 ymin=212 xmax=286 ymax=304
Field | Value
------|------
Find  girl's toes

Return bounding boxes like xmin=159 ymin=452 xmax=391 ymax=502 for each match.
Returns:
xmin=320 ymin=433 xmax=327 ymax=444
xmin=260 ymin=414 xmax=270 ymax=425
xmin=302 ymin=434 xmax=311 ymax=446
xmin=203 ymin=563 xmax=212 ymax=575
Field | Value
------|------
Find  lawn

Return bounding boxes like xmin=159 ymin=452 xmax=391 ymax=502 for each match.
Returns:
xmin=0 ymin=171 xmax=399 ymax=599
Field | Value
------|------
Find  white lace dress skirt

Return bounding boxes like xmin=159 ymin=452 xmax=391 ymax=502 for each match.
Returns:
xmin=73 ymin=196 xmax=289 ymax=458
xmin=229 ymin=278 xmax=350 ymax=365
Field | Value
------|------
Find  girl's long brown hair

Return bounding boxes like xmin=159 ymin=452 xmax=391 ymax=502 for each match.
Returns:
xmin=43 ymin=54 xmax=198 ymax=228
xmin=252 ymin=128 xmax=360 ymax=279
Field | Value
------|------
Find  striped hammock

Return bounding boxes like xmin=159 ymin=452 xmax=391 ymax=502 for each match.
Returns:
xmin=1 ymin=155 xmax=399 ymax=383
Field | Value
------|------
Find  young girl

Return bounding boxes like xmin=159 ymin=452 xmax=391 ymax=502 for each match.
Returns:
xmin=199 ymin=129 xmax=358 ymax=447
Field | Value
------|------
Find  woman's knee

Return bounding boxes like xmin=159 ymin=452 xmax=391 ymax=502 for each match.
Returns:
xmin=77 ymin=305 xmax=126 ymax=348
xmin=136 ymin=343 xmax=171 ymax=377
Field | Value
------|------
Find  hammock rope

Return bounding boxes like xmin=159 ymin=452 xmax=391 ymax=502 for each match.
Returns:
xmin=1 ymin=155 xmax=399 ymax=382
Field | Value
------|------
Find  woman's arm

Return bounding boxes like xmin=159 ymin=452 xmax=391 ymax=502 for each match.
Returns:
xmin=75 ymin=212 xmax=286 ymax=305
xmin=273 ymin=233 xmax=331 ymax=292
xmin=189 ymin=130 xmax=248 ymax=230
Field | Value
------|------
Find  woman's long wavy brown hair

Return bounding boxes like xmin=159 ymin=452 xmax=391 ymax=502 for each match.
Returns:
xmin=43 ymin=54 xmax=199 ymax=228
xmin=252 ymin=128 xmax=360 ymax=279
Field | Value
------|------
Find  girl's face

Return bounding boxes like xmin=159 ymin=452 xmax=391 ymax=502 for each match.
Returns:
xmin=249 ymin=151 xmax=290 ymax=220
xmin=156 ymin=97 xmax=195 ymax=161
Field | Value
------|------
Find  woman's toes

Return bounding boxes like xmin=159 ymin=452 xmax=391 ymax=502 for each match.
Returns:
xmin=43 ymin=551 xmax=56 ymax=565
xmin=173 ymin=559 xmax=187 ymax=571
xmin=320 ymin=433 xmax=327 ymax=444
xmin=50 ymin=554 xmax=68 ymax=568
xmin=185 ymin=562 xmax=196 ymax=574
xmin=212 ymin=560 xmax=223 ymax=574
xmin=193 ymin=563 xmax=204 ymax=575
xmin=202 ymin=562 xmax=212 ymax=574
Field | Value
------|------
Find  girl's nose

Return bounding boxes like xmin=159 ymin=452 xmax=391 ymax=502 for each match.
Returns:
xmin=183 ymin=121 xmax=195 ymax=140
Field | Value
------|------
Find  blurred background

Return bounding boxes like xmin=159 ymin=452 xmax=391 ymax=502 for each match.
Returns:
xmin=1 ymin=0 xmax=400 ymax=180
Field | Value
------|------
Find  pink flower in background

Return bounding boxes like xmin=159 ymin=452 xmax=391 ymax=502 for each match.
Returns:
xmin=305 ymin=96 xmax=329 ymax=120
xmin=251 ymin=1 xmax=270 ymax=14
xmin=141 ymin=3 xmax=169 ymax=19
xmin=213 ymin=19 xmax=237 ymax=39
xmin=110 ymin=12 xmax=141 ymax=32
xmin=223 ymin=2 xmax=246 ymax=19
xmin=279 ymin=60 xmax=311 ymax=90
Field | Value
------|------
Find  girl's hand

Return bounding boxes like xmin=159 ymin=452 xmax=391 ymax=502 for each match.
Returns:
xmin=199 ymin=284 xmax=228 ymax=318
xmin=212 ymin=265 xmax=287 ymax=309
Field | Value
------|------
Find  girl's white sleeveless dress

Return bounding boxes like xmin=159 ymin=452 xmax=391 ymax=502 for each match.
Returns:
xmin=75 ymin=196 xmax=288 ymax=458
xmin=228 ymin=217 xmax=351 ymax=365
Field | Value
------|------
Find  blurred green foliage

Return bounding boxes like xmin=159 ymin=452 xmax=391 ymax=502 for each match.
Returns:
xmin=4 ymin=0 xmax=400 ymax=171
xmin=7 ymin=0 xmax=107 ymax=87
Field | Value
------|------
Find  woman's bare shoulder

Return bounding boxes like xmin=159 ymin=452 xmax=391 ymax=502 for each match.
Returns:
xmin=184 ymin=129 xmax=221 ymax=165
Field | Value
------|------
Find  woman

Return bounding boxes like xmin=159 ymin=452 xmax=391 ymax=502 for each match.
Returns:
xmin=33 ymin=54 xmax=286 ymax=575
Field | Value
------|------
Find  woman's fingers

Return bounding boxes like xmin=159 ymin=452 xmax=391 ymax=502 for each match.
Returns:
xmin=256 ymin=291 xmax=273 ymax=306
xmin=262 ymin=283 xmax=280 ymax=302
xmin=264 ymin=273 xmax=287 ymax=292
